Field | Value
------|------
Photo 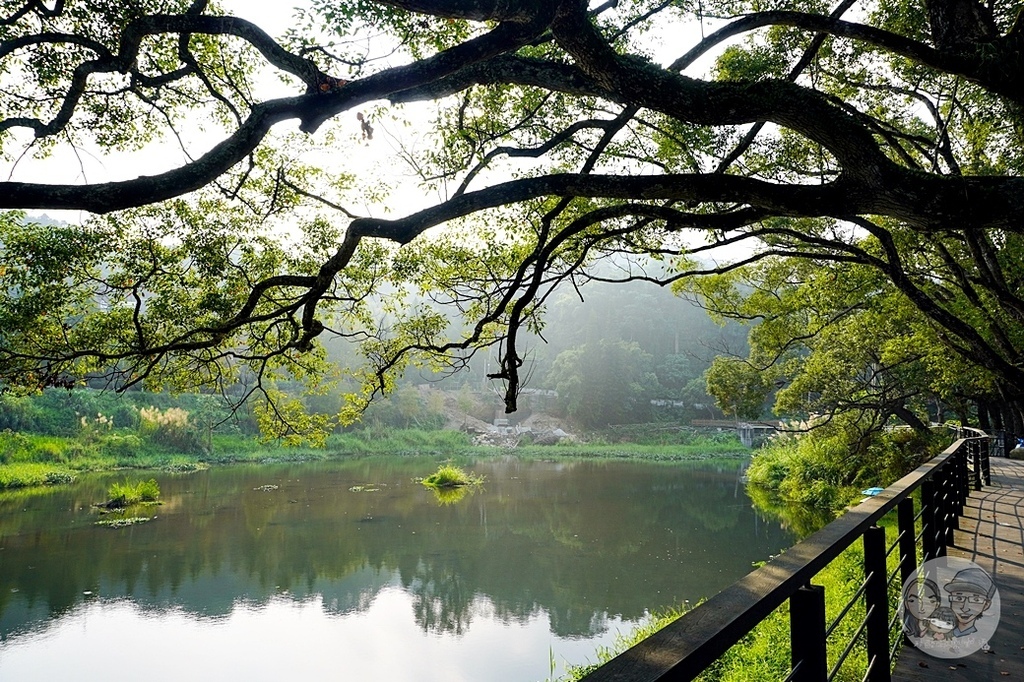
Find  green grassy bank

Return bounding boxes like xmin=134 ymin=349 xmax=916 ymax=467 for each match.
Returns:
xmin=0 ymin=426 xmax=749 ymax=490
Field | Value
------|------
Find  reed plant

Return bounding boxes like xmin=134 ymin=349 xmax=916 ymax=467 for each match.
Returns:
xmin=106 ymin=478 xmax=160 ymax=507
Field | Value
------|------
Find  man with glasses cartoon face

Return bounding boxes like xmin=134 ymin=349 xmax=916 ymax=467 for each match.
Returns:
xmin=944 ymin=567 xmax=995 ymax=637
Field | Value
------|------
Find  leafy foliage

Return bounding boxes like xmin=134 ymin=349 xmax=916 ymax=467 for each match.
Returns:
xmin=0 ymin=0 xmax=1022 ymax=439
xmin=745 ymin=417 xmax=944 ymax=511
xmin=420 ymin=463 xmax=483 ymax=488
xmin=105 ymin=477 xmax=160 ymax=507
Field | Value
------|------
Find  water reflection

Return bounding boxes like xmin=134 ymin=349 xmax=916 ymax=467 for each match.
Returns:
xmin=0 ymin=457 xmax=794 ymax=680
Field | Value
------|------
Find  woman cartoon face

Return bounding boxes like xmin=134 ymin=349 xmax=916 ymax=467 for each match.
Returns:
xmin=905 ymin=580 xmax=941 ymax=620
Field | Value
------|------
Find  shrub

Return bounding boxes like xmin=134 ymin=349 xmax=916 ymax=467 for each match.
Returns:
xmin=44 ymin=470 xmax=76 ymax=485
xmin=746 ymin=429 xmax=856 ymax=511
xmin=138 ymin=406 xmax=206 ymax=453
xmin=102 ymin=433 xmax=143 ymax=459
xmin=746 ymin=415 xmax=943 ymax=513
xmin=0 ymin=429 xmax=30 ymax=464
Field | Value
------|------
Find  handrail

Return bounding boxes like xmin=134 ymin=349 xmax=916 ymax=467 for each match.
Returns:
xmin=581 ymin=433 xmax=992 ymax=682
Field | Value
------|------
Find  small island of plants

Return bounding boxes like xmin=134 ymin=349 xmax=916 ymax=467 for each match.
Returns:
xmin=101 ymin=477 xmax=161 ymax=509
xmin=93 ymin=477 xmax=162 ymax=527
xmin=420 ymin=464 xmax=484 ymax=489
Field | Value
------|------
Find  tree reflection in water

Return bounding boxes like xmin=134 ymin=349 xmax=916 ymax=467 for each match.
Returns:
xmin=0 ymin=458 xmax=795 ymax=679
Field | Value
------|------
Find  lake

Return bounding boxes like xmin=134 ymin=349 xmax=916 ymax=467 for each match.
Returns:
xmin=0 ymin=457 xmax=794 ymax=681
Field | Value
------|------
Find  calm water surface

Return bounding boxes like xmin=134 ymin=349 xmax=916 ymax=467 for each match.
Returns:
xmin=0 ymin=457 xmax=794 ymax=681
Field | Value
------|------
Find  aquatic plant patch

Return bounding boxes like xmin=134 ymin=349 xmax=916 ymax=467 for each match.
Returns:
xmin=421 ymin=464 xmax=484 ymax=488
xmin=95 ymin=516 xmax=154 ymax=528
xmin=103 ymin=478 xmax=161 ymax=508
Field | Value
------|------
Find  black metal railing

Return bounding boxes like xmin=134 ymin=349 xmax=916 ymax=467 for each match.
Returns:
xmin=581 ymin=431 xmax=992 ymax=682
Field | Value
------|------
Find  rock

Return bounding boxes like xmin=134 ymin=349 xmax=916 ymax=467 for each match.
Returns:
xmin=1010 ymin=447 xmax=1024 ymax=460
xmin=530 ymin=432 xmax=561 ymax=445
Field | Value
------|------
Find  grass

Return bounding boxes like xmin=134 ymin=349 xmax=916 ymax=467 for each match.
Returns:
xmin=0 ymin=462 xmax=76 ymax=489
xmin=0 ymin=430 xmax=207 ymax=488
xmin=744 ymin=421 xmax=944 ymax=514
xmin=105 ymin=478 xmax=160 ymax=508
xmin=204 ymin=429 xmax=474 ymax=463
xmin=0 ymin=426 xmax=749 ymax=491
xmin=511 ymin=440 xmax=748 ymax=462
xmin=421 ymin=463 xmax=484 ymax=488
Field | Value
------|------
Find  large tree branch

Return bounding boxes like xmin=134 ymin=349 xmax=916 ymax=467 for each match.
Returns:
xmin=1 ymin=0 xmax=64 ymax=26
xmin=374 ymin=0 xmax=558 ymax=23
xmin=117 ymin=14 xmax=320 ymax=86
xmin=12 ymin=4 xmax=1021 ymax=231
xmin=671 ymin=11 xmax=971 ymax=77
xmin=0 ymin=8 xmax=559 ymax=213
xmin=668 ymin=9 xmax=1024 ymax=106
xmin=846 ymin=216 xmax=1024 ymax=386
xmin=389 ymin=54 xmax=608 ymax=103
xmin=552 ymin=4 xmax=893 ymax=178
xmin=347 ymin=173 xmax=852 ymax=244
xmin=347 ymin=170 xmax=1024 ymax=243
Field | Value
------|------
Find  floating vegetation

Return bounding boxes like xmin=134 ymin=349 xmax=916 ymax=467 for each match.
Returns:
xmin=348 ymin=484 xmax=382 ymax=492
xmin=100 ymin=478 xmax=160 ymax=509
xmin=95 ymin=516 xmax=153 ymax=528
xmin=162 ymin=461 xmax=208 ymax=473
xmin=44 ymin=471 xmax=76 ymax=485
xmin=420 ymin=466 xmax=482 ymax=505
xmin=253 ymin=484 xmax=279 ymax=491
xmin=420 ymin=464 xmax=484 ymax=489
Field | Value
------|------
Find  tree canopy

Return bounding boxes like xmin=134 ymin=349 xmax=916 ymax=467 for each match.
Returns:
xmin=690 ymin=253 xmax=983 ymax=433
xmin=1 ymin=0 xmax=1022 ymax=434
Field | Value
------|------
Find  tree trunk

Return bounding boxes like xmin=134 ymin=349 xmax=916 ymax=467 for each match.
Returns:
xmin=977 ymin=401 xmax=992 ymax=430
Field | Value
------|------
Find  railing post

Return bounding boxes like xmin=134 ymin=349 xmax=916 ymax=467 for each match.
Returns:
xmin=973 ymin=440 xmax=983 ymax=491
xmin=982 ymin=438 xmax=991 ymax=485
xmin=864 ymin=526 xmax=891 ymax=682
xmin=897 ymin=498 xmax=916 ymax=587
xmin=790 ymin=584 xmax=827 ymax=682
xmin=941 ymin=463 xmax=954 ymax=550
xmin=952 ymin=448 xmax=965 ymax=524
xmin=921 ymin=478 xmax=937 ymax=562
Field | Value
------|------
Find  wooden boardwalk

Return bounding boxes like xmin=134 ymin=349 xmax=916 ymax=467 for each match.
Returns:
xmin=894 ymin=456 xmax=1024 ymax=680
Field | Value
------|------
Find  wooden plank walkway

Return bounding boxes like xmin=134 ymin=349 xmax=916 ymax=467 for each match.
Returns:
xmin=894 ymin=456 xmax=1024 ymax=680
